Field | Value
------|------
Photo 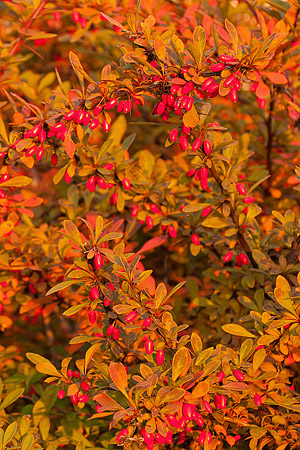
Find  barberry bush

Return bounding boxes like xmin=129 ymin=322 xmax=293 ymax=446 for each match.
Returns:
xmin=0 ymin=0 xmax=300 ymax=449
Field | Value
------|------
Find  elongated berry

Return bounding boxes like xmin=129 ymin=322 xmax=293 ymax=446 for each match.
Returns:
xmin=210 ymin=63 xmax=225 ymax=72
xmin=202 ymin=400 xmax=212 ymax=413
xmin=102 ymin=119 xmax=110 ymax=133
xmin=183 ymin=403 xmax=196 ymax=420
xmin=239 ymin=253 xmax=249 ymax=265
xmin=89 ymin=286 xmax=100 ymax=300
xmin=230 ymin=88 xmax=238 ymax=103
xmin=94 ymin=254 xmax=103 ymax=270
xmin=88 ymin=310 xmax=97 ymax=324
xmin=142 ymin=317 xmax=152 ymax=329
xmin=202 ymin=206 xmax=212 ymax=217
xmin=187 ymin=168 xmax=196 ymax=177
xmin=202 ymin=77 xmax=214 ymax=90
xmin=105 ymin=98 xmax=118 ymax=110
xmin=145 ymin=339 xmax=154 ymax=355
xmin=125 ymin=310 xmax=137 ymax=323
xmin=170 ymin=129 xmax=178 ymax=142
xmin=150 ymin=204 xmax=160 ymax=213
xmin=192 ymin=138 xmax=202 ymax=151
xmin=223 ymin=75 xmax=236 ymax=88
xmin=191 ymin=234 xmax=200 ymax=246
xmin=131 ymin=205 xmax=139 ymax=217
xmin=112 ymin=327 xmax=120 ymax=340
xmin=219 ymin=54 xmax=237 ymax=63
xmin=168 ymin=225 xmax=177 ymax=238
xmin=146 ymin=216 xmax=153 ymax=229
xmin=243 ymin=196 xmax=255 ymax=204
xmin=194 ymin=412 xmax=204 ymax=427
xmin=233 ymin=369 xmax=244 ymax=381
xmin=237 ymin=182 xmax=247 ymax=195
xmin=254 ymin=393 xmax=262 ymax=406
xmin=167 ymin=414 xmax=178 ymax=428
xmin=89 ymin=118 xmax=100 ymax=130
xmin=179 ymin=136 xmax=188 ymax=151
xmin=97 ymin=178 xmax=107 ymax=189
xmin=203 ymin=140 xmax=211 ymax=155
xmin=182 ymin=81 xmax=194 ymax=95
xmin=223 ymin=251 xmax=233 ymax=263
xmin=107 ymin=325 xmax=114 ymax=336
xmin=156 ymin=350 xmax=165 ymax=366
xmin=86 ymin=176 xmax=96 ymax=192
xmin=122 ymin=178 xmax=131 ymax=191
xmin=80 ymin=381 xmax=90 ymax=392
xmin=78 ymin=394 xmax=89 ymax=403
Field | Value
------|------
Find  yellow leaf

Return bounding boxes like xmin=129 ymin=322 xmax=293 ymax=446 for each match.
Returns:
xmin=183 ymin=106 xmax=199 ymax=128
xmin=0 ymin=221 xmax=14 ymax=238
xmin=154 ymin=36 xmax=166 ymax=60
xmin=172 ymin=347 xmax=188 ymax=381
xmin=191 ymin=381 xmax=210 ymax=398
xmin=253 ymin=348 xmax=266 ymax=373
xmin=35 ymin=362 xmax=61 ymax=377
xmin=222 ymin=324 xmax=256 ymax=338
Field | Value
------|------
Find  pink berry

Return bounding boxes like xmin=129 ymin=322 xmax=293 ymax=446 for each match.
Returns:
xmin=191 ymin=234 xmax=200 ymax=246
xmin=125 ymin=310 xmax=138 ymax=323
xmin=254 ymin=393 xmax=262 ymax=406
xmin=145 ymin=339 xmax=154 ymax=355
xmin=156 ymin=350 xmax=165 ymax=366
xmin=89 ymin=287 xmax=100 ymax=300
xmin=223 ymin=251 xmax=233 ymax=263
xmin=202 ymin=206 xmax=212 ymax=217
xmin=233 ymin=369 xmax=244 ymax=381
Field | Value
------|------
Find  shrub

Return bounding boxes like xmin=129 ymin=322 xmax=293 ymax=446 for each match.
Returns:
xmin=0 ymin=1 xmax=300 ymax=449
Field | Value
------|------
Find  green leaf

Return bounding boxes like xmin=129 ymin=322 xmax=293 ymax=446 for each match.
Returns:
xmin=122 ymin=133 xmax=136 ymax=151
xmin=46 ymin=280 xmax=77 ymax=296
xmin=63 ymin=303 xmax=86 ymax=316
xmin=222 ymin=324 xmax=256 ymax=338
xmin=0 ymin=388 xmax=24 ymax=411
xmin=0 ymin=176 xmax=32 ymax=187
xmin=21 ymin=434 xmax=34 ymax=450
xmin=39 ymin=416 xmax=50 ymax=441
xmin=4 ymin=422 xmax=17 ymax=447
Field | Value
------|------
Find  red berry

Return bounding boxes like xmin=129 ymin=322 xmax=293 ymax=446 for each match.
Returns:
xmin=202 ymin=400 xmax=212 ymax=413
xmin=145 ymin=339 xmax=154 ymax=355
xmin=168 ymin=225 xmax=177 ymax=238
xmin=78 ymin=394 xmax=89 ymax=403
xmin=254 ymin=393 xmax=262 ymax=406
xmin=183 ymin=403 xmax=196 ymax=420
xmin=192 ymin=138 xmax=202 ymax=151
xmin=237 ymin=182 xmax=247 ymax=195
xmin=116 ymin=429 xmax=129 ymax=443
xmin=89 ymin=287 xmax=100 ymax=300
xmin=57 ymin=390 xmax=65 ymax=399
xmin=156 ymin=350 xmax=165 ymax=366
xmin=67 ymin=370 xmax=73 ymax=377
xmin=80 ymin=381 xmax=90 ymax=392
xmin=125 ymin=310 xmax=138 ymax=323
xmin=122 ymin=178 xmax=131 ymax=191
xmin=210 ymin=63 xmax=225 ymax=71
xmin=88 ymin=310 xmax=97 ymax=324
xmin=94 ymin=254 xmax=103 ymax=270
xmin=203 ymin=140 xmax=211 ymax=155
xmin=223 ymin=251 xmax=233 ymax=263
xmin=73 ymin=371 xmax=80 ymax=378
xmin=191 ymin=234 xmax=200 ymax=246
xmin=233 ymin=369 xmax=244 ymax=381
xmin=202 ymin=206 xmax=212 ymax=217
xmin=142 ymin=317 xmax=152 ymax=329
xmin=112 ymin=327 xmax=120 ymax=340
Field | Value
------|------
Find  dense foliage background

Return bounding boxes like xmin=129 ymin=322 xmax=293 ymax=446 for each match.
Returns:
xmin=0 ymin=0 xmax=300 ymax=449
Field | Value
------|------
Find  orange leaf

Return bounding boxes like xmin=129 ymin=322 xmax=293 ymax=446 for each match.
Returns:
xmin=64 ymin=133 xmax=75 ymax=158
xmin=263 ymin=72 xmax=288 ymax=84
xmin=256 ymin=78 xmax=270 ymax=99
xmin=109 ymin=362 xmax=128 ymax=398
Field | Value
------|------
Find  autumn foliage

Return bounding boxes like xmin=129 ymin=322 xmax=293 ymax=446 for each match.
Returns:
xmin=1 ymin=0 xmax=300 ymax=449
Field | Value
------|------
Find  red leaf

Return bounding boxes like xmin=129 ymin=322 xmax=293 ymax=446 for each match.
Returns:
xmin=136 ymin=236 xmax=168 ymax=255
